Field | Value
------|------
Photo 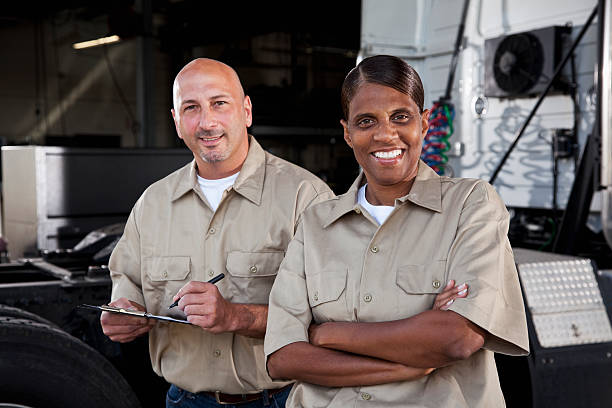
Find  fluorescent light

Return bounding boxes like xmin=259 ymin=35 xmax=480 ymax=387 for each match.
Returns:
xmin=73 ymin=35 xmax=121 ymax=50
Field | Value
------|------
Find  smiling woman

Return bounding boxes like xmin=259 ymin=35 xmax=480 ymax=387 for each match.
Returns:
xmin=264 ymin=55 xmax=530 ymax=408
xmin=339 ymin=57 xmax=429 ymax=205
xmin=340 ymin=82 xmax=428 ymax=205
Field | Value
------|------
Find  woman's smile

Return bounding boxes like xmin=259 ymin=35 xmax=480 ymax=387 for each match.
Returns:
xmin=342 ymin=82 xmax=429 ymax=192
xmin=372 ymin=148 xmax=404 ymax=160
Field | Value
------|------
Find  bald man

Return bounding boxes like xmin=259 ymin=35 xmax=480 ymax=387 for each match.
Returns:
xmin=100 ymin=58 xmax=334 ymax=407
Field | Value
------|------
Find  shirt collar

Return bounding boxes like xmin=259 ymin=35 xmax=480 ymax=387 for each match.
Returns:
xmin=171 ymin=135 xmax=266 ymax=205
xmin=232 ymin=136 xmax=266 ymax=205
xmin=322 ymin=160 xmax=443 ymax=228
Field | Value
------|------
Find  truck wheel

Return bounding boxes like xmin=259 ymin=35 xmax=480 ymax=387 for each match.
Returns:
xmin=0 ymin=317 xmax=141 ymax=408
xmin=0 ymin=304 xmax=57 ymax=327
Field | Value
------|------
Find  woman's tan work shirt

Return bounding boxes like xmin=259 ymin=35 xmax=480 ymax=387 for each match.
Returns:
xmin=265 ymin=161 xmax=529 ymax=407
xmin=109 ymin=137 xmax=334 ymax=394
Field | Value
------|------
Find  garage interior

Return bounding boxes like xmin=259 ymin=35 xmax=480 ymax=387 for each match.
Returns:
xmin=1 ymin=0 xmax=612 ymax=407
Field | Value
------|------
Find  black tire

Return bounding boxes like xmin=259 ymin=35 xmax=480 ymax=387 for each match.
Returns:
xmin=0 ymin=317 xmax=141 ymax=408
xmin=0 ymin=304 xmax=57 ymax=327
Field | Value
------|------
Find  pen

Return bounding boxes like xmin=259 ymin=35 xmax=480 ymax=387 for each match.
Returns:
xmin=168 ymin=273 xmax=225 ymax=309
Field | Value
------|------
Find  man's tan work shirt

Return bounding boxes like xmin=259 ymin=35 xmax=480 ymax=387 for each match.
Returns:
xmin=265 ymin=161 xmax=529 ymax=407
xmin=109 ymin=137 xmax=334 ymax=394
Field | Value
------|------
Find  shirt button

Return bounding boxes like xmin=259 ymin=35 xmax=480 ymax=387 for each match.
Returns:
xmin=313 ymin=292 xmax=319 ymax=301
xmin=364 ymin=294 xmax=372 ymax=303
xmin=432 ymin=280 xmax=441 ymax=289
xmin=209 ymin=227 xmax=216 ymax=234
xmin=208 ymin=271 xmax=214 ymax=277
xmin=213 ymin=349 xmax=221 ymax=357
xmin=361 ymin=392 xmax=371 ymax=401
xmin=371 ymin=246 xmax=379 ymax=253
xmin=162 ymin=271 xmax=168 ymax=278
xmin=249 ymin=265 xmax=258 ymax=274
xmin=355 ymin=208 xmax=361 ymax=214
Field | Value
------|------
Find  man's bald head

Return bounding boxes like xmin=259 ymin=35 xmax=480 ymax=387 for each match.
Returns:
xmin=170 ymin=57 xmax=253 ymax=178
xmin=172 ymin=58 xmax=245 ymax=113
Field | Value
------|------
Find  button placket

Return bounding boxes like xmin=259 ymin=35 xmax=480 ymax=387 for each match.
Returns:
xmin=360 ymin=229 xmax=384 ymax=321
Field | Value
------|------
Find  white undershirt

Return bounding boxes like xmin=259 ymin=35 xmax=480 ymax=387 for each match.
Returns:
xmin=197 ymin=172 xmax=239 ymax=211
xmin=357 ymin=184 xmax=395 ymax=225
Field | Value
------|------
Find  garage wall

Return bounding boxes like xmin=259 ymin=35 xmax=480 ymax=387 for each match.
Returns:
xmin=0 ymin=14 xmax=176 ymax=147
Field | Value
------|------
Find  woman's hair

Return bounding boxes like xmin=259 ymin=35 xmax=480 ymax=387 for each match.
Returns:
xmin=341 ymin=55 xmax=425 ymax=119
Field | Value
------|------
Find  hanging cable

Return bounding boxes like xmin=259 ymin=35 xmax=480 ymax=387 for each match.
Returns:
xmin=423 ymin=0 xmax=469 ymax=175
xmin=569 ymin=46 xmax=580 ymax=172
xmin=422 ymin=102 xmax=454 ymax=174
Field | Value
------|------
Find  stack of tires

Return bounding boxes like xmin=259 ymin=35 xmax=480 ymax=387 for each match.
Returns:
xmin=0 ymin=305 xmax=141 ymax=408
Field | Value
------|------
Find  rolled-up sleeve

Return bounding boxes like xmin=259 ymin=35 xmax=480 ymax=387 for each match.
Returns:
xmin=264 ymin=223 xmax=313 ymax=360
xmin=446 ymin=181 xmax=529 ymax=356
xmin=109 ymin=200 xmax=145 ymax=306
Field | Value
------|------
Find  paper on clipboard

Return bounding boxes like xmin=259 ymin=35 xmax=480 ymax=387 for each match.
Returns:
xmin=79 ymin=304 xmax=192 ymax=325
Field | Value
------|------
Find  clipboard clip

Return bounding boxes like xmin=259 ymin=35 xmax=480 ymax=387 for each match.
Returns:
xmin=78 ymin=304 xmax=192 ymax=325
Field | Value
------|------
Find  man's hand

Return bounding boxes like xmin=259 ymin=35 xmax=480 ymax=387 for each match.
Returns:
xmin=100 ymin=298 xmax=155 ymax=343
xmin=432 ymin=280 xmax=468 ymax=311
xmin=173 ymin=281 xmax=237 ymax=333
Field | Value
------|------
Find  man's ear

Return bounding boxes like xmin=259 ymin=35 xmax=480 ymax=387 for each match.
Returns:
xmin=171 ymin=108 xmax=183 ymax=140
xmin=341 ymin=119 xmax=353 ymax=149
xmin=244 ymin=95 xmax=253 ymax=128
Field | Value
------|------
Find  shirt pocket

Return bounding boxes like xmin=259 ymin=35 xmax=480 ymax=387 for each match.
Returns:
xmin=306 ymin=267 xmax=348 ymax=323
xmin=225 ymin=250 xmax=285 ymax=304
xmin=395 ymin=260 xmax=447 ymax=315
xmin=144 ymin=256 xmax=191 ymax=312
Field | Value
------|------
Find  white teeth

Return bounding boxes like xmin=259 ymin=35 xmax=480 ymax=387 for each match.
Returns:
xmin=373 ymin=149 xmax=402 ymax=159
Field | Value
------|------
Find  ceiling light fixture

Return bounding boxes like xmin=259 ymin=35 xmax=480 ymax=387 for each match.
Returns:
xmin=72 ymin=35 xmax=121 ymax=50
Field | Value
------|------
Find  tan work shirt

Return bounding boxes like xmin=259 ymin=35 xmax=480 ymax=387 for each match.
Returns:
xmin=265 ymin=161 xmax=529 ymax=407
xmin=110 ymin=137 xmax=334 ymax=394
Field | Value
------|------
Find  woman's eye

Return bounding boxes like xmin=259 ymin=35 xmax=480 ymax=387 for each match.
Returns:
xmin=357 ymin=118 xmax=374 ymax=127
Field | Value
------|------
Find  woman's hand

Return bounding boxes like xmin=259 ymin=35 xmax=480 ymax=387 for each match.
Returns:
xmin=309 ymin=280 xmax=469 ymax=347
xmin=432 ymin=280 xmax=468 ymax=311
xmin=309 ymin=322 xmax=325 ymax=347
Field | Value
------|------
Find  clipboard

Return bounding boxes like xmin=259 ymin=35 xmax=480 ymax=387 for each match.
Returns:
xmin=79 ymin=304 xmax=192 ymax=325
